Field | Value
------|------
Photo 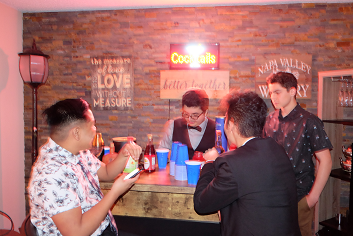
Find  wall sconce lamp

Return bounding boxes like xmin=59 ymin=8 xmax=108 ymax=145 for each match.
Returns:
xmin=18 ymin=39 xmax=50 ymax=164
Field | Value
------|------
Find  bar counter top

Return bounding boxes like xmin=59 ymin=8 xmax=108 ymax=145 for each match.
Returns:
xmin=100 ymin=165 xmax=219 ymax=223
xmin=100 ymin=166 xmax=196 ymax=194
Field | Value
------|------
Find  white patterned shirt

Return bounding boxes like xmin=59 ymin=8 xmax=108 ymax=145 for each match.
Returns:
xmin=28 ymin=138 xmax=110 ymax=236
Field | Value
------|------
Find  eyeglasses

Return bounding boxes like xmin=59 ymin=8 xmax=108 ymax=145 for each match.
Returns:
xmin=182 ymin=111 xmax=204 ymax=120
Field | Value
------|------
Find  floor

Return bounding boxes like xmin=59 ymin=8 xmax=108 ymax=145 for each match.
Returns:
xmin=114 ymin=215 xmax=221 ymax=236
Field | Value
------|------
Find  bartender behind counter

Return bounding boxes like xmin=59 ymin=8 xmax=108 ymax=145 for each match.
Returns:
xmin=159 ymin=88 xmax=216 ymax=159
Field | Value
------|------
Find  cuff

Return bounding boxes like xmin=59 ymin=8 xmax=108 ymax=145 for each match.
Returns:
xmin=201 ymin=160 xmax=214 ymax=169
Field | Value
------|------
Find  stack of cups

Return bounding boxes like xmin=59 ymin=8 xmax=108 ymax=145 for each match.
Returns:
xmin=170 ymin=142 xmax=180 ymax=176
xmin=175 ymin=144 xmax=189 ymax=181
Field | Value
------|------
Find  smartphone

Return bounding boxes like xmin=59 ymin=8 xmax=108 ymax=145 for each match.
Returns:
xmin=124 ymin=165 xmax=144 ymax=180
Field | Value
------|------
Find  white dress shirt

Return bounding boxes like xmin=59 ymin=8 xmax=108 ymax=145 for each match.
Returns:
xmin=159 ymin=117 xmax=209 ymax=150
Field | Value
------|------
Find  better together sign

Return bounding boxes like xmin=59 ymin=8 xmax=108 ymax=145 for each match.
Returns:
xmin=160 ymin=70 xmax=229 ymax=99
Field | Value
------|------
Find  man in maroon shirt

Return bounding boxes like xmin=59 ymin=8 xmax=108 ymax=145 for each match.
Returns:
xmin=263 ymin=72 xmax=333 ymax=236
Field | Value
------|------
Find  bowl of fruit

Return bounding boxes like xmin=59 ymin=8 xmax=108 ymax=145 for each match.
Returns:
xmin=339 ymin=157 xmax=352 ymax=173
xmin=342 ymin=145 xmax=352 ymax=161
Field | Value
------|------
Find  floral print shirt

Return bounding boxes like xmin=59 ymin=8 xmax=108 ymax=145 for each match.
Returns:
xmin=28 ymin=138 xmax=110 ymax=235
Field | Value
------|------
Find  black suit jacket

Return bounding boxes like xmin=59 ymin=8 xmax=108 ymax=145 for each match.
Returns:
xmin=194 ymin=137 xmax=301 ymax=236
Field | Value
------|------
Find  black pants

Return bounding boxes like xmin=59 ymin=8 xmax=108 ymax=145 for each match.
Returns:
xmin=100 ymin=226 xmax=116 ymax=236
xmin=101 ymin=226 xmax=141 ymax=236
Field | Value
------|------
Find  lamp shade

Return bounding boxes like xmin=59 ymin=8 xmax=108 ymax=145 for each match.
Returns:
xmin=18 ymin=40 xmax=50 ymax=85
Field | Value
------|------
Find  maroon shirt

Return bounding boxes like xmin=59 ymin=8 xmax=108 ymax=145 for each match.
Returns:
xmin=263 ymin=103 xmax=333 ymax=201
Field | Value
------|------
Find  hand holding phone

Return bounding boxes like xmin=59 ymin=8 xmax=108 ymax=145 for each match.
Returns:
xmin=124 ymin=166 xmax=144 ymax=180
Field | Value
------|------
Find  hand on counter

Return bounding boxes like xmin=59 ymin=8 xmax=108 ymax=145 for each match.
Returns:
xmin=203 ymin=148 xmax=219 ymax=162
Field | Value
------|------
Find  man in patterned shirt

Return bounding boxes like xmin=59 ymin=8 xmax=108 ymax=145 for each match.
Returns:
xmin=263 ymin=72 xmax=333 ymax=236
xmin=28 ymin=98 xmax=142 ymax=236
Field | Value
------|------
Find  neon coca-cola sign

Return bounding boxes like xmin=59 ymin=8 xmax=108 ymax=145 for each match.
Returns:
xmin=170 ymin=43 xmax=220 ymax=70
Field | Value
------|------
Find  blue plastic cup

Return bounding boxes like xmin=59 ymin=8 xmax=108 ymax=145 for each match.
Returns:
xmin=156 ymin=148 xmax=169 ymax=169
xmin=170 ymin=142 xmax=180 ymax=176
xmin=185 ymin=161 xmax=202 ymax=185
xmin=175 ymin=144 xmax=189 ymax=181
xmin=175 ymin=144 xmax=189 ymax=166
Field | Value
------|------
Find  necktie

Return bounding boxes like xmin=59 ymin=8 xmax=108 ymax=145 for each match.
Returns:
xmin=188 ymin=125 xmax=202 ymax=132
xmin=78 ymin=160 xmax=118 ymax=235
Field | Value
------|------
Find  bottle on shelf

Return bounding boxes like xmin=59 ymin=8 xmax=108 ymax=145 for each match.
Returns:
xmin=123 ymin=136 xmax=138 ymax=173
xmin=144 ymin=134 xmax=156 ymax=173
xmin=215 ymin=130 xmax=225 ymax=154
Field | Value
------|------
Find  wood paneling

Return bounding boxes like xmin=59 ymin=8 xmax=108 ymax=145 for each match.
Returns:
xmin=100 ymin=167 xmax=219 ymax=222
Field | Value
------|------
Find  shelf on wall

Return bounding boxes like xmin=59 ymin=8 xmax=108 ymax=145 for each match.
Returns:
xmin=330 ymin=169 xmax=351 ymax=182
xmin=319 ymin=216 xmax=350 ymax=234
xmin=330 ymin=76 xmax=353 ymax=82
xmin=323 ymin=120 xmax=353 ymax=126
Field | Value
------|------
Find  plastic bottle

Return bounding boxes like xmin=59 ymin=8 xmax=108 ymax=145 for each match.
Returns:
xmin=102 ymin=145 xmax=114 ymax=164
xmin=123 ymin=136 xmax=138 ymax=173
xmin=215 ymin=130 xmax=225 ymax=154
xmin=144 ymin=134 xmax=156 ymax=173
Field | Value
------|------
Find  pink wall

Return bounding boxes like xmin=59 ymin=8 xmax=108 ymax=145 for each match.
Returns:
xmin=0 ymin=2 xmax=25 ymax=231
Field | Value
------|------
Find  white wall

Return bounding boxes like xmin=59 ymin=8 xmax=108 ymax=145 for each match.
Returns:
xmin=0 ymin=2 xmax=24 ymax=231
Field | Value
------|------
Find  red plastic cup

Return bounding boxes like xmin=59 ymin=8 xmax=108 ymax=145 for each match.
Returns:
xmin=192 ymin=151 xmax=205 ymax=162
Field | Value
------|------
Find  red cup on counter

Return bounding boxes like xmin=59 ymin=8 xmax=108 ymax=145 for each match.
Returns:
xmin=192 ymin=151 xmax=205 ymax=162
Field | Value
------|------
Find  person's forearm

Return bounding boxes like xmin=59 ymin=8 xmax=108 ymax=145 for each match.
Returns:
xmin=79 ymin=190 xmax=119 ymax=235
xmin=307 ymin=151 xmax=332 ymax=207
xmin=194 ymin=163 xmax=219 ymax=214
xmin=53 ymin=189 xmax=123 ymax=236
xmin=159 ymin=120 xmax=173 ymax=149
xmin=104 ymin=154 xmax=128 ymax=180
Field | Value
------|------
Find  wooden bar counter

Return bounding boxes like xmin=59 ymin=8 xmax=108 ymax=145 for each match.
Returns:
xmin=100 ymin=165 xmax=219 ymax=223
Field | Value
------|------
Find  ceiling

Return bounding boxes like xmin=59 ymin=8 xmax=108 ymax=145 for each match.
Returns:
xmin=0 ymin=0 xmax=351 ymax=13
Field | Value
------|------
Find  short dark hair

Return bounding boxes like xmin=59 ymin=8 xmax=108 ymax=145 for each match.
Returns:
xmin=43 ymin=98 xmax=91 ymax=133
xmin=266 ymin=72 xmax=297 ymax=92
xmin=182 ymin=89 xmax=209 ymax=112
xmin=224 ymin=91 xmax=267 ymax=138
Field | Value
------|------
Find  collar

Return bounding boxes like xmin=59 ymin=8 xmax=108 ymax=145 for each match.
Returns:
xmin=241 ymin=137 xmax=255 ymax=147
xmin=279 ymin=102 xmax=301 ymax=121
xmin=199 ymin=117 xmax=208 ymax=131
xmin=47 ymin=138 xmax=81 ymax=164
xmin=187 ymin=117 xmax=208 ymax=131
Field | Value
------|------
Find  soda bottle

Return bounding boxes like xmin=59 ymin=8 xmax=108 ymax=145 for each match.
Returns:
xmin=144 ymin=134 xmax=156 ymax=173
xmin=123 ymin=136 xmax=138 ymax=173
xmin=215 ymin=130 xmax=225 ymax=154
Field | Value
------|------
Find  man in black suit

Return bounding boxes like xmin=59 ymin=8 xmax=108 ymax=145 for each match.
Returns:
xmin=194 ymin=91 xmax=301 ymax=236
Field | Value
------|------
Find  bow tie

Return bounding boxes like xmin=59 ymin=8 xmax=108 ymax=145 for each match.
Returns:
xmin=188 ymin=125 xmax=202 ymax=132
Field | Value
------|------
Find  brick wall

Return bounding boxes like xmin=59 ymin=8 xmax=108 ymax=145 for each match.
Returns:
xmin=22 ymin=3 xmax=353 ymax=179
